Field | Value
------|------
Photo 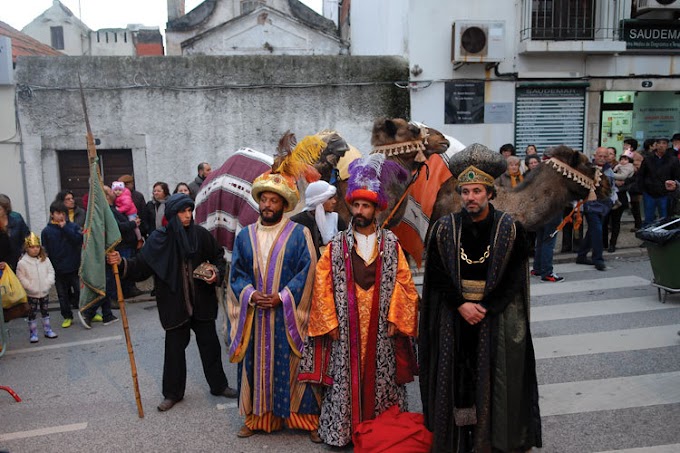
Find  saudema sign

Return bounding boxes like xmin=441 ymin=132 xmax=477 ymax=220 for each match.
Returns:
xmin=621 ymin=20 xmax=680 ymax=50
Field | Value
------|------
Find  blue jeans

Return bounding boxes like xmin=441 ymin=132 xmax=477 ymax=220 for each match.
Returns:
xmin=642 ymin=193 xmax=668 ymax=227
xmin=577 ymin=211 xmax=604 ymax=266
xmin=533 ymin=214 xmax=562 ymax=278
xmin=55 ymin=271 xmax=79 ymax=320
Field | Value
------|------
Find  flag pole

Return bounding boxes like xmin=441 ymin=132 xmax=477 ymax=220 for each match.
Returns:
xmin=79 ymin=75 xmax=144 ymax=418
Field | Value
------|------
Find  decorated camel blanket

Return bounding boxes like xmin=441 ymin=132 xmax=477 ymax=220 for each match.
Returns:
xmin=390 ymin=154 xmax=452 ymax=268
xmin=194 ymin=148 xmax=273 ymax=261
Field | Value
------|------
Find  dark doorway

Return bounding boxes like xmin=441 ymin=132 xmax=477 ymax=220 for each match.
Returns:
xmin=57 ymin=149 xmax=133 ymax=206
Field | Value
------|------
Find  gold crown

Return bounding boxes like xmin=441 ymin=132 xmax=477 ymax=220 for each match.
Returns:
xmin=251 ymin=172 xmax=300 ymax=212
xmin=457 ymin=165 xmax=495 ymax=187
xmin=24 ymin=232 xmax=41 ymax=247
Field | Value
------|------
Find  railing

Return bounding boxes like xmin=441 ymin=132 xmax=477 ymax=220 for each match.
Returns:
xmin=520 ymin=0 xmax=629 ymax=42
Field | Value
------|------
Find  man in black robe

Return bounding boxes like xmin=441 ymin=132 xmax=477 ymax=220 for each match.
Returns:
xmin=107 ymin=194 xmax=237 ymax=411
xmin=419 ymin=143 xmax=542 ymax=452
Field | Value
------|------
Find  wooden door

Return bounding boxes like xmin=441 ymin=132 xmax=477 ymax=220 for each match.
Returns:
xmin=57 ymin=149 xmax=133 ymax=206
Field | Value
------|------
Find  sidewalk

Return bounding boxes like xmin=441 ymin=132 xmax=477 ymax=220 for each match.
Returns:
xmin=550 ymin=213 xmax=647 ymax=265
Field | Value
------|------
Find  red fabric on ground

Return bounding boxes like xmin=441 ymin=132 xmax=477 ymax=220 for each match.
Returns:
xmin=353 ymin=406 xmax=433 ymax=453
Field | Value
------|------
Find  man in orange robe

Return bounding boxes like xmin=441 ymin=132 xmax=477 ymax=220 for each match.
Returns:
xmin=301 ymin=154 xmax=420 ymax=447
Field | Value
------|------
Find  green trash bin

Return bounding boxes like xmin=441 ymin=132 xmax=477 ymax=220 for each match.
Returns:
xmin=636 ymin=217 xmax=680 ymax=303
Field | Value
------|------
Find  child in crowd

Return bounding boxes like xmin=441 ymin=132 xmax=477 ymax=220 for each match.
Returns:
xmin=41 ymin=201 xmax=85 ymax=328
xmin=112 ymin=181 xmax=142 ymax=245
xmin=16 ymin=233 xmax=58 ymax=343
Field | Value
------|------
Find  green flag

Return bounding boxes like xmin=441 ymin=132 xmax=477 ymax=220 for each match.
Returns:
xmin=79 ymin=157 xmax=121 ymax=312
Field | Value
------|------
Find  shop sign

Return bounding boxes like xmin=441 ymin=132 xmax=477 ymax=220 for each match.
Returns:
xmin=444 ymin=80 xmax=485 ymax=124
xmin=621 ymin=20 xmax=680 ymax=51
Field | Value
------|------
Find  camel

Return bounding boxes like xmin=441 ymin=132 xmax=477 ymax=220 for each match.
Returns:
xmin=335 ymin=118 xmax=452 ymax=229
xmin=429 ymin=144 xmax=610 ymax=234
xmin=194 ymin=131 xmax=348 ymax=261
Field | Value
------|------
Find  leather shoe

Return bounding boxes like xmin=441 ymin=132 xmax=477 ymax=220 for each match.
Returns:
xmin=309 ymin=431 xmax=323 ymax=443
xmin=607 ymin=245 xmax=616 ymax=253
xmin=237 ymin=425 xmax=255 ymax=438
xmin=157 ymin=398 xmax=179 ymax=412
xmin=219 ymin=386 xmax=238 ymax=398
xmin=575 ymin=257 xmax=594 ymax=265
xmin=595 ymin=262 xmax=606 ymax=271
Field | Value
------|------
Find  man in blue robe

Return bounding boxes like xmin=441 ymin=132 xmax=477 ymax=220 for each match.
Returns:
xmin=227 ymin=170 xmax=321 ymax=442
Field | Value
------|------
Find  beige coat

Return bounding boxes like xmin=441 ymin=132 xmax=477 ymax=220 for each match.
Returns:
xmin=16 ymin=254 xmax=55 ymax=298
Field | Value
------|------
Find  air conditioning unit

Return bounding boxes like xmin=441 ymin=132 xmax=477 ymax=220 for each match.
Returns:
xmin=452 ymin=21 xmax=505 ymax=63
xmin=636 ymin=0 xmax=680 ymax=13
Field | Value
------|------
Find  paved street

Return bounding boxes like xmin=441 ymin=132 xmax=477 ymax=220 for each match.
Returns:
xmin=1 ymin=253 xmax=680 ymax=452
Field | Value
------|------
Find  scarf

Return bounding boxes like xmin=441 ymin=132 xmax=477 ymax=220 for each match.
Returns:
xmin=509 ymin=171 xmax=523 ymax=188
xmin=314 ymin=206 xmax=339 ymax=245
xmin=154 ymin=198 xmax=167 ymax=229
xmin=140 ymin=194 xmax=197 ymax=293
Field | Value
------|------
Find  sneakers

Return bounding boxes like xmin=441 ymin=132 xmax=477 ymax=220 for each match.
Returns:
xmin=78 ymin=311 xmax=92 ymax=329
xmin=541 ymin=273 xmax=564 ymax=283
xmin=61 ymin=318 xmax=73 ymax=328
xmin=530 ymin=269 xmax=540 ymax=277
xmin=103 ymin=315 xmax=119 ymax=326
xmin=92 ymin=314 xmax=103 ymax=323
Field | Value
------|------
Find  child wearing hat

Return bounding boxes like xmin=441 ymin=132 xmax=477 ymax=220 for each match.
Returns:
xmin=112 ymin=181 xmax=142 ymax=247
xmin=16 ymin=233 xmax=58 ymax=343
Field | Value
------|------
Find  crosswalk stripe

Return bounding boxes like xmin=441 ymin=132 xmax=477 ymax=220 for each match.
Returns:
xmin=0 ymin=422 xmax=88 ymax=441
xmin=534 ymin=324 xmax=680 ymax=359
xmin=530 ymin=276 xmax=650 ymax=297
xmin=5 ymin=336 xmax=123 ymax=355
xmin=552 ymin=262 xmax=608 ymax=274
xmin=540 ymin=371 xmax=680 ymax=416
xmin=531 ymin=296 xmax=678 ymax=322
xmin=597 ymin=444 xmax=680 ymax=452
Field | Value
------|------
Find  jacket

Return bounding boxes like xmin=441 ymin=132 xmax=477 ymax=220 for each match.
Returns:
xmin=638 ymin=151 xmax=680 ymax=197
xmin=115 ymin=188 xmax=137 ymax=216
xmin=120 ymin=225 xmax=226 ymax=330
xmin=110 ymin=205 xmax=138 ymax=250
xmin=1 ymin=212 xmax=30 ymax=271
xmin=68 ymin=206 xmax=87 ymax=228
xmin=16 ymin=254 xmax=55 ymax=298
xmin=188 ymin=175 xmax=205 ymax=200
xmin=41 ymin=222 xmax=83 ymax=274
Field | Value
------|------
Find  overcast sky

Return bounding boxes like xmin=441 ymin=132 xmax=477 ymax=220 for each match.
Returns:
xmin=2 ymin=0 xmax=322 ymax=31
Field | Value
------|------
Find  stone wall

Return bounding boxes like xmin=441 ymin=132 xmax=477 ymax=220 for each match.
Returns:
xmin=14 ymin=55 xmax=409 ymax=230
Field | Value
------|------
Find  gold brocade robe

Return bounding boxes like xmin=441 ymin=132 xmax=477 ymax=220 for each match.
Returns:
xmin=308 ymin=235 xmax=418 ymax=372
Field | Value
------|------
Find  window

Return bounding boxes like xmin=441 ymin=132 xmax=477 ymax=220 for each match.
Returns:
xmin=531 ymin=0 xmax=595 ymax=40
xmin=241 ymin=1 xmax=266 ymax=15
xmin=50 ymin=26 xmax=64 ymax=50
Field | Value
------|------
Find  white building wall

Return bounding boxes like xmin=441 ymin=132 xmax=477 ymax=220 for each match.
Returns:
xmin=356 ymin=0 xmax=680 ymax=153
xmin=350 ymin=0 xmax=408 ymax=57
xmin=407 ymin=0 xmax=518 ymax=150
xmin=166 ymin=0 xmax=297 ymax=55
xmin=21 ymin=6 xmax=90 ymax=56
xmin=90 ymin=30 xmax=136 ymax=56
xmin=182 ymin=10 xmax=340 ymax=55
xmin=0 ymin=86 xmax=28 ymax=223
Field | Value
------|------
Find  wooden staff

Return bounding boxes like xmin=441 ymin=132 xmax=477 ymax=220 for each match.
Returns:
xmin=79 ymin=75 xmax=144 ymax=418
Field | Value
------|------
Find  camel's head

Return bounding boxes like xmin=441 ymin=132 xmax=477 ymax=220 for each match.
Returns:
xmin=542 ymin=145 xmax=611 ymax=200
xmin=371 ymin=118 xmax=421 ymax=146
xmin=411 ymin=122 xmax=450 ymax=157
xmin=314 ymin=130 xmax=350 ymax=181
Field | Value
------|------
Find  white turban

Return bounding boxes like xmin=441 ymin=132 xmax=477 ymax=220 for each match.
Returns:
xmin=304 ymin=180 xmax=339 ymax=245
xmin=304 ymin=181 xmax=337 ymax=210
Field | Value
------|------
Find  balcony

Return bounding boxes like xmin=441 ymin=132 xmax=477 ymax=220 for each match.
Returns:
xmin=519 ymin=0 xmax=628 ymax=54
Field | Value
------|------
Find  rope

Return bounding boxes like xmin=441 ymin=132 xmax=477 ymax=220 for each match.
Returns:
xmin=550 ymin=200 xmax=584 ymax=238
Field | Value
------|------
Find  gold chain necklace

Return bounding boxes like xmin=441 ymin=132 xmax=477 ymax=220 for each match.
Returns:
xmin=460 ymin=245 xmax=490 ymax=264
